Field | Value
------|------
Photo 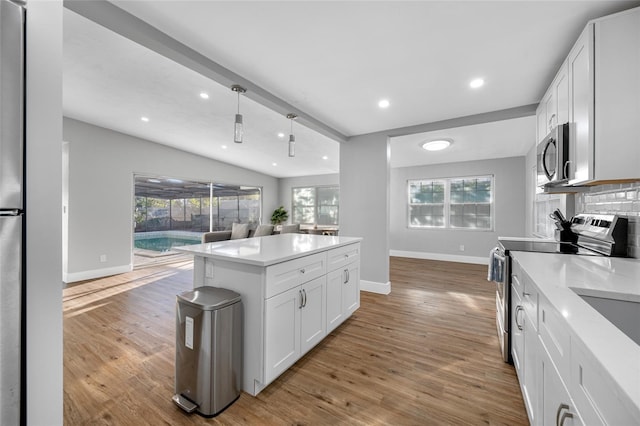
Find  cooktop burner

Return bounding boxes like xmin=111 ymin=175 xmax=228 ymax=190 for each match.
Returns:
xmin=498 ymin=239 xmax=601 ymax=256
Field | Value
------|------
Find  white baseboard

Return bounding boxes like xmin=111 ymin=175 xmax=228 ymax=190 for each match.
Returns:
xmin=63 ymin=264 xmax=132 ymax=284
xmin=390 ymin=250 xmax=489 ymax=265
xmin=361 ymin=279 xmax=391 ymax=295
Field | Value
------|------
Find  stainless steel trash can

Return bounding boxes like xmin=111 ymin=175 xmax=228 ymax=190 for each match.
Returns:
xmin=172 ymin=286 xmax=243 ymax=417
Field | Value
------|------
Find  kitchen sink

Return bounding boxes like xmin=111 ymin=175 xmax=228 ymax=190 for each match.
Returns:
xmin=572 ymin=290 xmax=640 ymax=346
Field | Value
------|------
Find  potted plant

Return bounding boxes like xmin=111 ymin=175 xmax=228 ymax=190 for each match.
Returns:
xmin=270 ymin=206 xmax=288 ymax=225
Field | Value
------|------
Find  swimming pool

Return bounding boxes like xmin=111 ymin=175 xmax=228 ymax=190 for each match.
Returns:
xmin=134 ymin=232 xmax=201 ymax=252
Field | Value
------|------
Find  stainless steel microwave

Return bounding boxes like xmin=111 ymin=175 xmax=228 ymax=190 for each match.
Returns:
xmin=537 ymin=123 xmax=571 ymax=187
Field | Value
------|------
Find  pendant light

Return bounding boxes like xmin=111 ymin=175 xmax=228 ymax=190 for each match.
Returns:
xmin=231 ymin=85 xmax=246 ymax=143
xmin=287 ymin=113 xmax=297 ymax=157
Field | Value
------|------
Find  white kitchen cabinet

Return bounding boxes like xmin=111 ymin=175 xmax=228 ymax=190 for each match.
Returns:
xmin=592 ymin=7 xmax=640 ymax=183
xmin=570 ymin=337 xmax=638 ymax=426
xmin=264 ymin=284 xmax=301 ymax=383
xmin=299 ymin=276 xmax=326 ymax=354
xmin=511 ymin=283 xmax=524 ymax=377
xmin=511 ymin=260 xmax=539 ymax=424
xmin=540 ymin=343 xmax=583 ymax=426
xmin=537 ymin=7 xmax=640 ymax=186
xmin=568 ymin=8 xmax=640 ymax=184
xmin=567 ymin=23 xmax=594 ymax=183
xmin=326 ymin=245 xmax=361 ymax=333
xmin=536 ymin=62 xmax=569 ymax=145
xmin=264 ymin=275 xmax=327 ymax=384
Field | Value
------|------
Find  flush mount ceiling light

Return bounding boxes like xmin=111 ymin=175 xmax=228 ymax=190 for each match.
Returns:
xmin=469 ymin=78 xmax=484 ymax=89
xmin=286 ymin=113 xmax=297 ymax=157
xmin=378 ymin=99 xmax=390 ymax=108
xmin=422 ymin=139 xmax=452 ymax=151
xmin=199 ymin=92 xmax=209 ymax=99
xmin=140 ymin=116 xmax=149 ymax=122
xmin=231 ymin=84 xmax=246 ymax=143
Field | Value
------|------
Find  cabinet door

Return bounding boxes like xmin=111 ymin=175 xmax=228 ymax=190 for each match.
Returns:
xmin=537 ymin=97 xmax=549 ymax=144
xmin=555 ymin=65 xmax=569 ymax=127
xmin=594 ymin=8 xmax=640 ymax=181
xmin=540 ymin=345 xmax=583 ymax=426
xmin=511 ymin=285 xmax=524 ymax=378
xmin=568 ymin=24 xmax=594 ymax=183
xmin=522 ymin=310 xmax=538 ymax=425
xmin=300 ymin=276 xmax=326 ymax=355
xmin=326 ymin=268 xmax=344 ymax=333
xmin=264 ymin=286 xmax=301 ymax=383
xmin=342 ymin=262 xmax=360 ymax=317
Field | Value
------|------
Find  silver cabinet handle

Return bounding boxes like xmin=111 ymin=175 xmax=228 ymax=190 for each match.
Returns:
xmin=302 ymin=289 xmax=307 ymax=308
xmin=300 ymin=268 xmax=305 ymax=274
xmin=559 ymin=411 xmax=573 ymax=426
xmin=556 ymin=403 xmax=570 ymax=426
xmin=549 ymin=113 xmax=557 ymax=131
xmin=523 ymin=291 xmax=531 ymax=297
xmin=299 ymin=289 xmax=304 ymax=309
xmin=344 ymin=254 xmax=349 ymax=259
xmin=515 ymin=306 xmax=524 ymax=331
xmin=343 ymin=268 xmax=349 ymax=284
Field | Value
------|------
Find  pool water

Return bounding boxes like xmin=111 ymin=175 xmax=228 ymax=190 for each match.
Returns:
xmin=134 ymin=237 xmax=200 ymax=252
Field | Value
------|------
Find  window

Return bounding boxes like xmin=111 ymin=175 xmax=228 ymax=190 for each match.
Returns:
xmin=134 ymin=176 xmax=261 ymax=233
xmin=292 ymin=186 xmax=339 ymax=225
xmin=408 ymin=175 xmax=493 ymax=230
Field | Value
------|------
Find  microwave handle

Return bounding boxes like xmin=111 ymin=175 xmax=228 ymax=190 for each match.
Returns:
xmin=563 ymin=160 xmax=572 ymax=180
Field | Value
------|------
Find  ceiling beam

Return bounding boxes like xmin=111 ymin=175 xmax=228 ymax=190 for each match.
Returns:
xmin=357 ymin=103 xmax=538 ymax=139
xmin=64 ymin=0 xmax=349 ymax=143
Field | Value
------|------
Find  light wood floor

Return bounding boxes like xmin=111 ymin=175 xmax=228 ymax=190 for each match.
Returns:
xmin=63 ymin=257 xmax=527 ymax=425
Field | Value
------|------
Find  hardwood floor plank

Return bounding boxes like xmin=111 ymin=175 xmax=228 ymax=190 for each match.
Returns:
xmin=63 ymin=256 xmax=527 ymax=425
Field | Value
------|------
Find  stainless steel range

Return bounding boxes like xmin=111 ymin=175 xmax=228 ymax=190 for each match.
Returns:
xmin=488 ymin=213 xmax=628 ymax=363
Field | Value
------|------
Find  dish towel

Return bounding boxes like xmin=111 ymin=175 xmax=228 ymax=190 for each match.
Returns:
xmin=487 ymin=248 xmax=497 ymax=281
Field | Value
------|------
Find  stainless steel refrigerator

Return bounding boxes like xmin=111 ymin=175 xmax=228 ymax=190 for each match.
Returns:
xmin=0 ymin=0 xmax=25 ymax=424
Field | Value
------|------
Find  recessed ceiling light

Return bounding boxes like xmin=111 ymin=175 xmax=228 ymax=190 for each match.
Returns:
xmin=469 ymin=78 xmax=484 ymax=89
xmin=140 ymin=116 xmax=149 ymax=122
xmin=221 ymin=145 xmax=227 ymax=149
xmin=272 ymin=162 xmax=277 ymax=166
xmin=422 ymin=139 xmax=452 ymax=151
xmin=378 ymin=99 xmax=390 ymax=108
xmin=200 ymin=92 xmax=209 ymax=99
xmin=277 ymin=132 xmax=285 ymax=138
xmin=322 ymin=156 xmax=328 ymax=160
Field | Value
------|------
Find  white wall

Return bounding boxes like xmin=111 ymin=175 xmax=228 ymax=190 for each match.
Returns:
xmin=63 ymin=118 xmax=280 ymax=282
xmin=278 ymin=173 xmax=339 ymax=223
xmin=25 ymin=1 xmax=63 ymax=424
xmin=390 ymin=156 xmax=526 ymax=263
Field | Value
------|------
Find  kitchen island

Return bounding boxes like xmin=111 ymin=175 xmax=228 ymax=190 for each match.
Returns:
xmin=175 ymin=233 xmax=362 ymax=396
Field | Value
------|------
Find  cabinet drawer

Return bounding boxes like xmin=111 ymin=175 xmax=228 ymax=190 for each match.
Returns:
xmin=327 ymin=243 xmax=360 ymax=272
xmin=511 ymin=258 xmax=524 ymax=296
xmin=266 ymin=252 xmax=326 ymax=299
xmin=539 ymin=292 xmax=570 ymax=386
xmin=521 ymin=272 xmax=539 ymax=332
xmin=571 ymin=337 xmax=639 ymax=426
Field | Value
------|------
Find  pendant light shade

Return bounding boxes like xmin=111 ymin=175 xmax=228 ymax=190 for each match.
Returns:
xmin=287 ymin=113 xmax=297 ymax=157
xmin=231 ymin=85 xmax=246 ymax=143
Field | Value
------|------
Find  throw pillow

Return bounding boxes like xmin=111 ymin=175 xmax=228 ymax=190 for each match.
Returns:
xmin=230 ymin=222 xmax=249 ymax=240
xmin=253 ymin=224 xmax=274 ymax=237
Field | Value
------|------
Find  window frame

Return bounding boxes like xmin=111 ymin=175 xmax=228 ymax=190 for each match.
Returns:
xmin=291 ymin=185 xmax=339 ymax=226
xmin=407 ymin=174 xmax=495 ymax=231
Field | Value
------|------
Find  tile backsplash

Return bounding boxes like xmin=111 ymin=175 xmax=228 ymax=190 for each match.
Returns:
xmin=575 ymin=182 xmax=640 ymax=258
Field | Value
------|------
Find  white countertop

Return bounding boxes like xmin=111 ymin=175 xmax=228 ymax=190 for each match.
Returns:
xmin=511 ymin=252 xmax=640 ymax=415
xmin=174 ymin=233 xmax=362 ymax=267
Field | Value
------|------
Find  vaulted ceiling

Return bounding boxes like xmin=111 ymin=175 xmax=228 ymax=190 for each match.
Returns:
xmin=63 ymin=1 xmax=640 ymax=177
